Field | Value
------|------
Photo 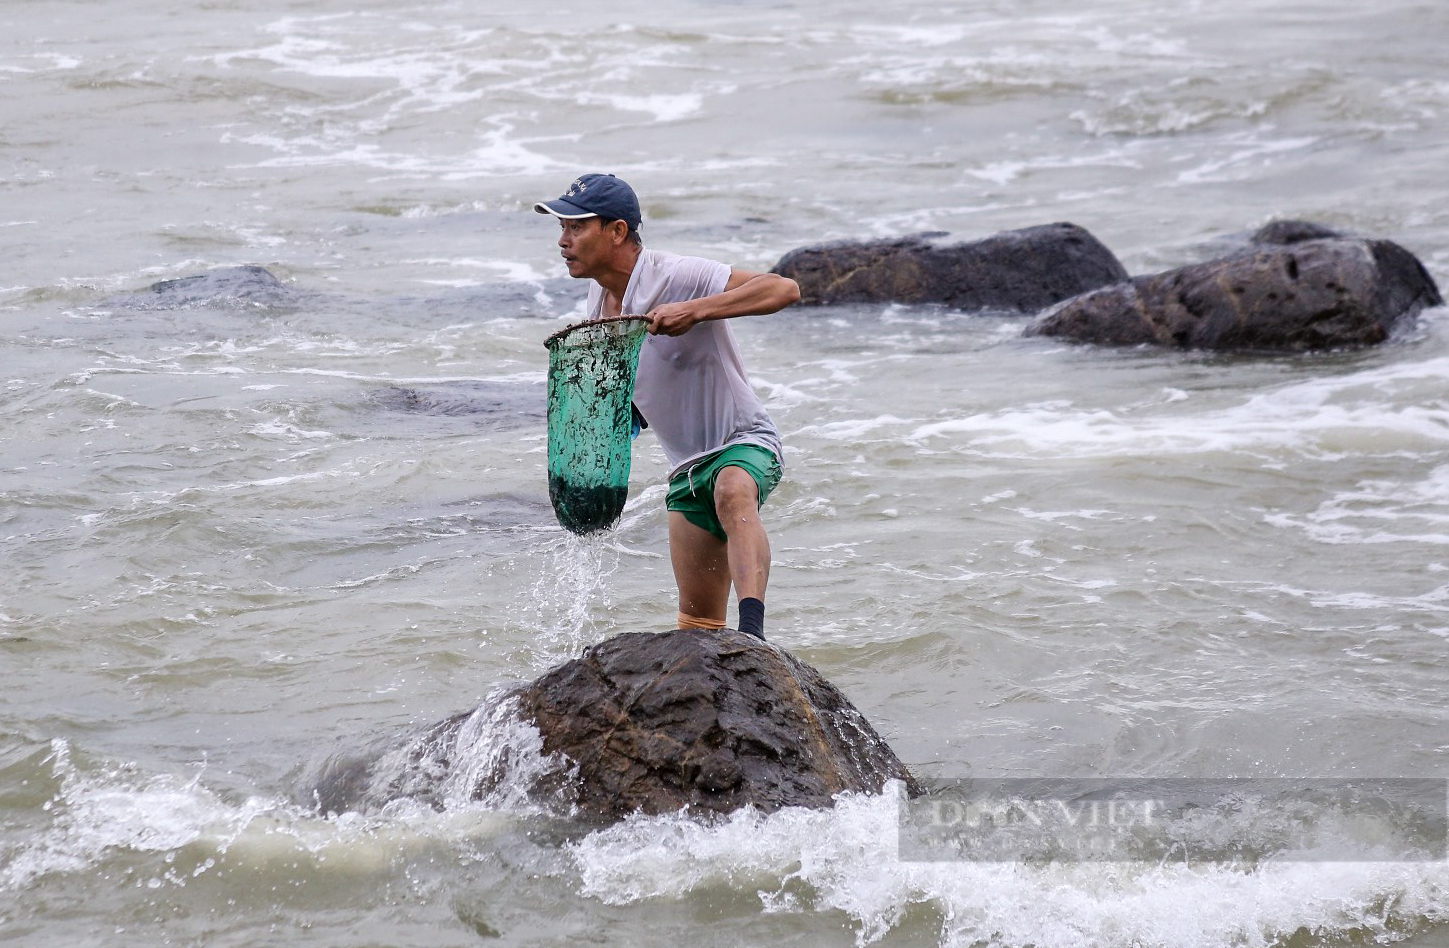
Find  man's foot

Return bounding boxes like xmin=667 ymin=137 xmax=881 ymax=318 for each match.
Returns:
xmin=737 ymin=597 xmax=765 ymax=640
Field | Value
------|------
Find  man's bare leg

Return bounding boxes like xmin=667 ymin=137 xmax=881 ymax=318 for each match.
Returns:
xmin=668 ymin=465 xmax=771 ymax=635
xmin=669 ymin=511 xmax=731 ymax=628
xmin=712 ymin=465 xmax=770 ymax=604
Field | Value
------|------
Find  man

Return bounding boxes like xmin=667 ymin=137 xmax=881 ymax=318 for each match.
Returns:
xmin=535 ymin=173 xmax=799 ymax=640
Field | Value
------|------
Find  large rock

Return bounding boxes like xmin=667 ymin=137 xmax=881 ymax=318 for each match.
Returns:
xmin=771 ymin=223 xmax=1128 ymax=311
xmin=1026 ymin=236 xmax=1443 ymax=351
xmin=301 ymin=630 xmax=920 ymax=822
xmin=513 ymin=629 xmax=920 ymax=820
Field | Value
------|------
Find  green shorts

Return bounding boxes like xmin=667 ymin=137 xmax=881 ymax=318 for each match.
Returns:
xmin=665 ymin=443 xmax=782 ymax=542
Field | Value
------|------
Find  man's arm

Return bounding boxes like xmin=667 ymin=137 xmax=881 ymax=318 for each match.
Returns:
xmin=646 ymin=269 xmax=801 ymax=337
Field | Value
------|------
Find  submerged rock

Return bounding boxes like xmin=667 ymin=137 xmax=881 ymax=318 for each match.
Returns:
xmin=369 ymin=379 xmax=545 ymax=425
xmin=302 ymin=630 xmax=920 ymax=822
xmin=1026 ymin=237 xmax=1443 ymax=351
xmin=770 ymin=223 xmax=1128 ymax=312
xmin=111 ymin=265 xmax=306 ymax=311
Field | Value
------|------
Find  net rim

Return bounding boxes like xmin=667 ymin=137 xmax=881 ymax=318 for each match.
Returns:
xmin=543 ymin=314 xmax=651 ymax=349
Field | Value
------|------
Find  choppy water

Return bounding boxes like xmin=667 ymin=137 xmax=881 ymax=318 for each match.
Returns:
xmin=4 ymin=0 xmax=1449 ymax=945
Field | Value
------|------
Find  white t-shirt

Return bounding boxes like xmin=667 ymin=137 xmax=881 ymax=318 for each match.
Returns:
xmin=585 ymin=248 xmax=783 ymax=478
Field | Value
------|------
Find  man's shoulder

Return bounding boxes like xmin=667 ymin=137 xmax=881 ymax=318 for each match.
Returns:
xmin=631 ymin=248 xmax=731 ymax=302
xmin=638 ymin=247 xmax=727 ymax=274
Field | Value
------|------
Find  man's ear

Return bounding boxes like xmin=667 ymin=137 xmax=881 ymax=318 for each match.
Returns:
xmin=608 ymin=219 xmax=631 ymax=244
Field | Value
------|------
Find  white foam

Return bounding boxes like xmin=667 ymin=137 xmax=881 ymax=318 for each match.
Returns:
xmin=9 ymin=741 xmax=1446 ymax=945
xmin=3 ymin=738 xmax=530 ymax=895
xmin=281 ymin=367 xmax=542 ymax=385
xmin=203 ymin=15 xmax=593 ymax=177
xmin=863 ymin=201 xmax=1023 ymax=237
xmin=246 ymin=420 xmax=334 ymax=441
xmin=225 ymin=120 xmax=562 ymax=179
xmin=2 ymin=741 xmax=274 ymax=891
xmin=794 ymin=415 xmax=914 ymax=442
xmin=569 ymin=786 xmax=1449 ymax=948
xmin=965 ymin=146 xmax=1146 ymax=186
xmin=907 ymin=358 xmax=1449 ymax=461
xmin=854 ymin=24 xmax=974 ymax=49
xmin=1264 ymin=462 xmax=1449 ymax=546
xmin=1301 ymin=586 xmax=1449 ymax=614
xmin=752 ymin=376 xmax=827 ymax=411
xmin=1173 ymin=134 xmax=1321 ymax=185
xmin=581 ymin=92 xmax=703 ymax=123
xmin=1379 ymin=79 xmax=1449 ymax=136
xmin=0 ymin=53 xmax=81 ymax=74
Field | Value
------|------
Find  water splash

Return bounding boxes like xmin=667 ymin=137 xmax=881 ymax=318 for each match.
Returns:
xmin=436 ymin=693 xmax=575 ymax=813
xmin=2 ymin=732 xmax=549 ymax=898
xmin=569 ymin=784 xmax=1449 ymax=948
xmin=298 ymin=689 xmax=576 ymax=818
xmin=1 ymin=740 xmax=278 ymax=892
xmin=519 ymin=531 xmax=623 ymax=666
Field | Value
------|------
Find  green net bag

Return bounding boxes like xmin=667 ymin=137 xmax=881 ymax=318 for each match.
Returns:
xmin=543 ymin=316 xmax=650 ymax=534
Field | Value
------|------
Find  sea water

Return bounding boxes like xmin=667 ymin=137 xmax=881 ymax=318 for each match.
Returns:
xmin=3 ymin=0 xmax=1449 ymax=945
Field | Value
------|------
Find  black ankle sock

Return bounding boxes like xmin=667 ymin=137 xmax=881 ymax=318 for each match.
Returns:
xmin=738 ymin=598 xmax=765 ymax=640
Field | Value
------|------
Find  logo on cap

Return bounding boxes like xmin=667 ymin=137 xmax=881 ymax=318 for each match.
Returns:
xmin=535 ymin=173 xmax=641 ymax=229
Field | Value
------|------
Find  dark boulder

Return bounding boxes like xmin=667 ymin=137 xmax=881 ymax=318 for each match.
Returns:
xmin=301 ymin=630 xmax=920 ymax=822
xmin=771 ymin=223 xmax=1128 ymax=312
xmin=1026 ymin=237 xmax=1443 ymax=351
xmin=1251 ymin=220 xmax=1345 ymax=246
xmin=512 ymin=629 xmax=920 ymax=820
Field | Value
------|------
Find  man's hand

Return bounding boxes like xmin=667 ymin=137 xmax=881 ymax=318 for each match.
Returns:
xmin=645 ymin=300 xmax=706 ymax=336
xmin=645 ymin=271 xmax=801 ymax=336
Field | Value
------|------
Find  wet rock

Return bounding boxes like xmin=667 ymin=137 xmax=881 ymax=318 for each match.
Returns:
xmin=770 ymin=223 xmax=1129 ymax=312
xmin=509 ymin=630 xmax=920 ymax=820
xmin=301 ymin=630 xmax=920 ymax=822
xmin=1251 ymin=220 xmax=1345 ymax=246
xmin=1026 ymin=237 xmax=1443 ymax=351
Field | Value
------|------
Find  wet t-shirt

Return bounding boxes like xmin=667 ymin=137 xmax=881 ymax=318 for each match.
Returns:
xmin=586 ymin=249 xmax=783 ymax=478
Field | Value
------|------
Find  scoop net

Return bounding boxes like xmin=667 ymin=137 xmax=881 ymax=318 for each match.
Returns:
xmin=544 ymin=316 xmax=650 ymax=534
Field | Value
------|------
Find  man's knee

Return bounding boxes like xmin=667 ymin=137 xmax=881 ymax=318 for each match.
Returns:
xmin=713 ymin=465 xmax=760 ymax=516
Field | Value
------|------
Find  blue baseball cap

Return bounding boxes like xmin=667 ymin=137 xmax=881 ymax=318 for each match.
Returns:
xmin=534 ymin=173 xmax=642 ymax=229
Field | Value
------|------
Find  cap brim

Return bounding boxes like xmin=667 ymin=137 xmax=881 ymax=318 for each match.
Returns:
xmin=534 ymin=198 xmax=598 ymax=219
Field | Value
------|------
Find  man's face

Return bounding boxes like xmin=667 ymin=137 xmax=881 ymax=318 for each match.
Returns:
xmin=556 ymin=217 xmax=613 ymax=280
